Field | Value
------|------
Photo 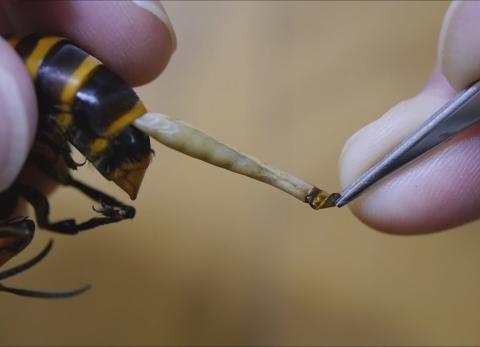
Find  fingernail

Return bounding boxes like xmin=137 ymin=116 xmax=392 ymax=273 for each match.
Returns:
xmin=132 ymin=0 xmax=177 ymax=52
xmin=0 ymin=68 xmax=32 ymax=191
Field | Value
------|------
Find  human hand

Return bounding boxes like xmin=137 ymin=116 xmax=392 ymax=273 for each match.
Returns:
xmin=0 ymin=0 xmax=175 ymax=192
xmin=340 ymin=1 xmax=480 ymax=234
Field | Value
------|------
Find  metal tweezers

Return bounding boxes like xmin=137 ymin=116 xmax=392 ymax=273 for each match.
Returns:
xmin=336 ymin=80 xmax=480 ymax=207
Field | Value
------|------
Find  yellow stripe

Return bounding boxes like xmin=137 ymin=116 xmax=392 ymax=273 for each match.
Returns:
xmin=55 ymin=112 xmax=73 ymax=131
xmin=6 ymin=35 xmax=21 ymax=48
xmin=60 ymin=55 xmax=101 ymax=105
xmin=105 ymin=101 xmax=146 ymax=136
xmin=89 ymin=138 xmax=109 ymax=158
xmin=107 ymin=158 xmax=151 ymax=179
xmin=88 ymin=101 xmax=145 ymax=157
xmin=25 ymin=36 xmax=64 ymax=79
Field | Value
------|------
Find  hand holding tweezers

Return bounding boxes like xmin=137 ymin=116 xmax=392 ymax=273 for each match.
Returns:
xmin=336 ymin=79 xmax=480 ymax=207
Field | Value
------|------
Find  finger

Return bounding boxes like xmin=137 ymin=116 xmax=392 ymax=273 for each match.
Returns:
xmin=3 ymin=0 xmax=176 ymax=86
xmin=340 ymin=0 xmax=480 ymax=234
xmin=439 ymin=1 xmax=480 ymax=90
xmin=0 ymin=38 xmax=37 ymax=192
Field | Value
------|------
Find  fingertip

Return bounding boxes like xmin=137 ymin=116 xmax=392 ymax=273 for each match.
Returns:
xmin=348 ymin=123 xmax=480 ymax=234
xmin=132 ymin=1 xmax=177 ymax=52
xmin=339 ymin=78 xmax=454 ymax=189
xmin=0 ymin=38 xmax=37 ymax=191
xmin=6 ymin=0 xmax=175 ymax=86
xmin=439 ymin=1 xmax=480 ymax=90
xmin=341 ymin=1 xmax=480 ymax=233
xmin=338 ymin=71 xmax=480 ymax=234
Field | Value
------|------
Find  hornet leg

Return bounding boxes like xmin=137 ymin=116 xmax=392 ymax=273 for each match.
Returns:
xmin=0 ymin=217 xmax=35 ymax=267
xmin=0 ymin=218 xmax=89 ymax=298
xmin=17 ymin=182 xmax=134 ymax=235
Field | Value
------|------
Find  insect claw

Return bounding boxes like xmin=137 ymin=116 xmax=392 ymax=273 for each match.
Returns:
xmin=92 ymin=201 xmax=135 ymax=219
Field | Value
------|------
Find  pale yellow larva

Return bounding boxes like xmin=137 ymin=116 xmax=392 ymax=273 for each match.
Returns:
xmin=134 ymin=113 xmax=339 ymax=209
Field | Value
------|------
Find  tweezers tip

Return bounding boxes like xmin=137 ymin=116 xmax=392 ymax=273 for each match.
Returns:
xmin=335 ymin=195 xmax=348 ymax=208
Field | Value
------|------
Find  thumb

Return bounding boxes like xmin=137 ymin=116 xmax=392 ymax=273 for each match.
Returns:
xmin=0 ymin=38 xmax=37 ymax=192
xmin=339 ymin=1 xmax=480 ymax=234
xmin=439 ymin=1 xmax=480 ymax=90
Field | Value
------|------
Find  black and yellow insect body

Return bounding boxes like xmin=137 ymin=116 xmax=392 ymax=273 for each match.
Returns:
xmin=0 ymin=33 xmax=338 ymax=299
xmin=7 ymin=33 xmax=152 ymax=199
xmin=0 ymin=33 xmax=153 ymax=298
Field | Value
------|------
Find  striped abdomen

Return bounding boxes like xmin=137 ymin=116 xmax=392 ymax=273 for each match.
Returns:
xmin=5 ymin=34 xmax=152 ymax=199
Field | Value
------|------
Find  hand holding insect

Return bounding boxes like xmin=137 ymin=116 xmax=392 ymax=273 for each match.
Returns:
xmin=0 ymin=0 xmax=176 ymax=192
xmin=2 ymin=1 xmax=478 ymax=300
xmin=0 ymin=0 xmax=175 ymax=298
xmin=0 ymin=1 xmax=337 ymax=299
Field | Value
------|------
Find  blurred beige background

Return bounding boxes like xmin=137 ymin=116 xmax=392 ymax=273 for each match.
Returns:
xmin=2 ymin=1 xmax=480 ymax=346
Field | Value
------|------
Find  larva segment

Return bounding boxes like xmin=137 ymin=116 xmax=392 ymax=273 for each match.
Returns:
xmin=134 ymin=113 xmax=339 ymax=209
